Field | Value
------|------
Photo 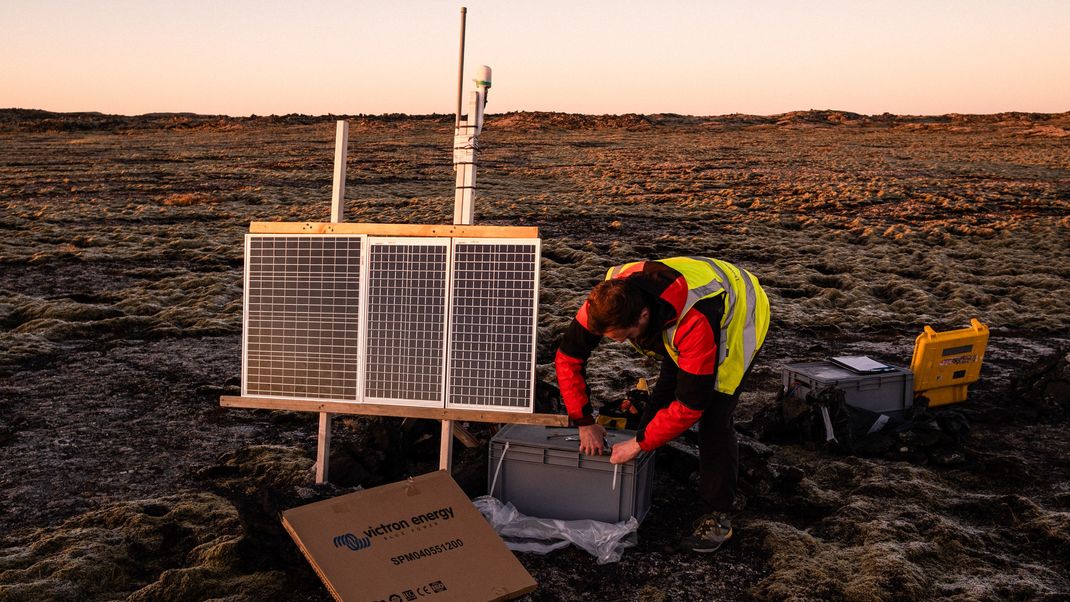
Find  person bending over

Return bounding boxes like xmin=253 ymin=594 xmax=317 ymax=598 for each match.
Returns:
xmin=555 ymin=257 xmax=770 ymax=552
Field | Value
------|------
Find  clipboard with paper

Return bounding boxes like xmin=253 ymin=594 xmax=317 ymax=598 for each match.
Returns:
xmin=829 ymin=355 xmax=898 ymax=374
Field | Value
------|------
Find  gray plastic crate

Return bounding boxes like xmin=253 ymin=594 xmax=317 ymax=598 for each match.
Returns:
xmin=783 ymin=361 xmax=914 ymax=414
xmin=488 ymin=424 xmax=655 ymax=524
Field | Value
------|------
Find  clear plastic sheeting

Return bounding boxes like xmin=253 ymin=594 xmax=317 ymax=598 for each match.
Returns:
xmin=472 ymin=495 xmax=639 ymax=564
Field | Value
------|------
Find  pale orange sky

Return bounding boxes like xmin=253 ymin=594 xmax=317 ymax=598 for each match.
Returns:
xmin=4 ymin=0 xmax=1068 ymax=116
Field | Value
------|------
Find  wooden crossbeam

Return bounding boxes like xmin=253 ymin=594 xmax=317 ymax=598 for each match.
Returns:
xmin=220 ymin=396 xmax=569 ymax=426
xmin=452 ymin=423 xmax=482 ymax=448
xmin=249 ymin=222 xmax=538 ymax=238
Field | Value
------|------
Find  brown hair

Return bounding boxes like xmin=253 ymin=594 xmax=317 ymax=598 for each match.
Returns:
xmin=586 ymin=276 xmax=647 ymax=334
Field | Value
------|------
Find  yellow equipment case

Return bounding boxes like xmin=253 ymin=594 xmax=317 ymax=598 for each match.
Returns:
xmin=910 ymin=318 xmax=989 ymax=407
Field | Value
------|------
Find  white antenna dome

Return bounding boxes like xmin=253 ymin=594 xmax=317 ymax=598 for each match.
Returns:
xmin=475 ymin=65 xmax=492 ymax=88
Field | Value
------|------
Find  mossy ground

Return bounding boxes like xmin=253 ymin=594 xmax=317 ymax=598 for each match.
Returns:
xmin=1 ymin=110 xmax=1068 ymax=601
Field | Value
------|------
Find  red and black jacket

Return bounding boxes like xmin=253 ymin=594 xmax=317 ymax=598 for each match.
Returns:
xmin=555 ymin=261 xmax=725 ymax=452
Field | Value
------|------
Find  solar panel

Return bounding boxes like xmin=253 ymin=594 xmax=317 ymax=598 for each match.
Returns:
xmin=241 ymin=230 xmax=540 ymax=411
xmin=362 ymin=237 xmax=451 ymax=406
xmin=242 ymin=234 xmax=364 ymax=401
xmin=446 ymin=238 xmax=540 ymax=412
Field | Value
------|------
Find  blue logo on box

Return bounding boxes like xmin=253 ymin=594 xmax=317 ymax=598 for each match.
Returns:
xmin=333 ymin=533 xmax=372 ymax=552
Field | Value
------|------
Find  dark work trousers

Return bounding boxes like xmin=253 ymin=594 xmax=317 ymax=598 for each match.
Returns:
xmin=640 ymin=352 xmax=760 ymax=513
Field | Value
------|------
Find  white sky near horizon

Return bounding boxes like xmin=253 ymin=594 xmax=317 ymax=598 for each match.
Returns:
xmin=3 ymin=0 xmax=1068 ymax=117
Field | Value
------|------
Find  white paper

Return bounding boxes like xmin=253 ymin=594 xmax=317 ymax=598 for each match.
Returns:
xmin=830 ymin=355 xmax=893 ymax=373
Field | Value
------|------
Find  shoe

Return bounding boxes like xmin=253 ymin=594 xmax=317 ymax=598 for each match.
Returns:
xmin=679 ymin=512 xmax=733 ymax=553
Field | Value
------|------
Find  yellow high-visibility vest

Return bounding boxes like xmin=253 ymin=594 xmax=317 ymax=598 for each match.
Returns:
xmin=606 ymin=257 xmax=770 ymax=395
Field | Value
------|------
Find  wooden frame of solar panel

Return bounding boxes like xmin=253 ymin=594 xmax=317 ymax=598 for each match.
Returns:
xmin=240 ymin=225 xmax=543 ymax=413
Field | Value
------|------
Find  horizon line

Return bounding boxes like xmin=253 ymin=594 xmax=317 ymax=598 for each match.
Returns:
xmin=5 ymin=107 xmax=1069 ymax=120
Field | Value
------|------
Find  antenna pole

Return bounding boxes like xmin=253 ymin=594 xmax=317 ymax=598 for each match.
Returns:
xmin=455 ymin=7 xmax=467 ymax=129
xmin=443 ymin=6 xmax=469 ymax=474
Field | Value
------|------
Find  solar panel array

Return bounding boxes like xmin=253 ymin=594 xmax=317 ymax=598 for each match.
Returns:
xmin=447 ymin=239 xmax=539 ymax=409
xmin=242 ymin=233 xmax=539 ymax=412
xmin=243 ymin=235 xmax=363 ymax=401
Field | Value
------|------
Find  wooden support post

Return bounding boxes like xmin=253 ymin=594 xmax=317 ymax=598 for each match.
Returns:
xmin=440 ymin=420 xmax=455 ymax=471
xmin=316 ymin=413 xmax=332 ymax=483
xmin=315 ymin=119 xmax=349 ymax=485
xmin=331 ymin=120 xmax=348 ymax=223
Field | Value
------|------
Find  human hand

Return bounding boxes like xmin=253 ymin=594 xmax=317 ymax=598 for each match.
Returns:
xmin=610 ymin=438 xmax=642 ymax=464
xmin=578 ymin=424 xmax=607 ymax=455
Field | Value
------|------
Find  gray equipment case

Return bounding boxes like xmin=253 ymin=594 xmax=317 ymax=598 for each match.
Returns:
xmin=783 ymin=361 xmax=914 ymax=414
xmin=488 ymin=424 xmax=655 ymax=524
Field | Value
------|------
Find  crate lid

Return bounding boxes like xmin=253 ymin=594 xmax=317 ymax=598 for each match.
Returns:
xmin=491 ymin=424 xmax=637 ymax=456
xmin=785 ymin=361 xmax=912 ymax=385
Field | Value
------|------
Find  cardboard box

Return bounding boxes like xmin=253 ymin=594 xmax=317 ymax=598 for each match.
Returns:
xmin=488 ymin=425 xmax=655 ymax=523
xmin=282 ymin=471 xmax=536 ymax=602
